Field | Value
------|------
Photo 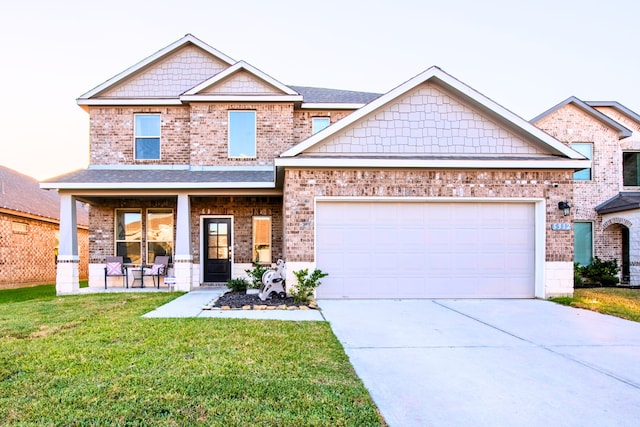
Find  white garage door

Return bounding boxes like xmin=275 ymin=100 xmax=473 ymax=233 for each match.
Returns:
xmin=316 ymin=201 xmax=535 ymax=299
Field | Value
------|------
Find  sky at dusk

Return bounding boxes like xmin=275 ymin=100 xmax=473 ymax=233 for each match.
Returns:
xmin=1 ymin=0 xmax=638 ymax=180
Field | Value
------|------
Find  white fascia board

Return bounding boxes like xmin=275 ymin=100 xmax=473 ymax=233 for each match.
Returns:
xmin=180 ymin=95 xmax=303 ymax=102
xmin=77 ymin=98 xmax=183 ymax=106
xmin=78 ymin=34 xmax=235 ymax=100
xmin=274 ymin=157 xmax=592 ymax=169
xmin=40 ymin=181 xmax=276 ymax=190
xmin=300 ymin=103 xmax=365 ymax=109
xmin=281 ymin=66 xmax=585 ymax=160
xmin=183 ymin=60 xmax=299 ymax=96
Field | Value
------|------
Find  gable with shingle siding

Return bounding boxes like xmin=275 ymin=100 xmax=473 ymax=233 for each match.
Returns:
xmin=306 ymin=82 xmax=549 ymax=156
xmin=99 ymin=45 xmax=229 ymax=98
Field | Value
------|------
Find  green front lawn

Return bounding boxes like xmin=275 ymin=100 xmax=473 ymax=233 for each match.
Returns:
xmin=0 ymin=286 xmax=384 ymax=426
xmin=550 ymin=287 xmax=640 ymax=322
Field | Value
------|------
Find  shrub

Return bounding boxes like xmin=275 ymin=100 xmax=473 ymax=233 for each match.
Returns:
xmin=226 ymin=278 xmax=249 ymax=292
xmin=577 ymin=257 xmax=620 ymax=287
xmin=573 ymin=262 xmax=584 ymax=288
xmin=245 ymin=262 xmax=270 ymax=289
xmin=291 ymin=268 xmax=329 ymax=304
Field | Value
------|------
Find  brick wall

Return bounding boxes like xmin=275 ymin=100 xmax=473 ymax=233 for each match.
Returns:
xmin=292 ymin=110 xmax=353 ymax=143
xmin=283 ymin=168 xmax=573 ymax=262
xmin=534 ymin=104 xmax=626 ymax=261
xmin=190 ymin=196 xmax=283 ymax=264
xmin=189 ymin=103 xmax=294 ymax=166
xmin=90 ymin=106 xmax=191 ymax=165
xmin=0 ymin=213 xmax=88 ymax=288
xmin=89 ymin=196 xmax=282 ymax=266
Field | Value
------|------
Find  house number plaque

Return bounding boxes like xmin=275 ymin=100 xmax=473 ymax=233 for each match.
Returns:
xmin=551 ymin=223 xmax=571 ymax=231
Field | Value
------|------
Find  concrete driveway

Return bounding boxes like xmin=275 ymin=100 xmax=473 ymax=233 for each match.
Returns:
xmin=319 ymin=299 xmax=640 ymax=427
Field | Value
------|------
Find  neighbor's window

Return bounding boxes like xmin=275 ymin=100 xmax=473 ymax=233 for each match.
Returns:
xmin=623 ymin=152 xmax=640 ymax=186
xmin=228 ymin=111 xmax=256 ymax=158
xmin=572 ymin=143 xmax=592 ymax=180
xmin=147 ymin=209 xmax=174 ymax=264
xmin=252 ymin=216 xmax=272 ymax=264
xmin=12 ymin=221 xmax=28 ymax=233
xmin=134 ymin=114 xmax=161 ymax=160
xmin=312 ymin=117 xmax=330 ymax=134
xmin=574 ymin=222 xmax=593 ymax=266
xmin=115 ymin=209 xmax=142 ymax=264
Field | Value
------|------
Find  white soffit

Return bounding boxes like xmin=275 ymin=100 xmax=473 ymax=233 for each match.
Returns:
xmin=280 ymin=66 xmax=586 ymax=160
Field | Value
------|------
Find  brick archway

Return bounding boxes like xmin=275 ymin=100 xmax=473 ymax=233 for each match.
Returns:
xmin=602 ymin=217 xmax=633 ymax=229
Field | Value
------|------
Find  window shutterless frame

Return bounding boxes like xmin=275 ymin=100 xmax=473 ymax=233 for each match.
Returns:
xmin=571 ymin=142 xmax=592 ymax=181
xmin=228 ymin=111 xmax=256 ymax=158
xmin=115 ymin=209 xmax=142 ymax=264
xmin=622 ymin=152 xmax=640 ymax=187
xmin=312 ymin=117 xmax=330 ymax=134
xmin=146 ymin=208 xmax=174 ymax=264
xmin=252 ymin=216 xmax=272 ymax=264
xmin=134 ymin=113 xmax=161 ymax=160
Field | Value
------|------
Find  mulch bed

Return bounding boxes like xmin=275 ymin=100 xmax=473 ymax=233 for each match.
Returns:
xmin=208 ymin=291 xmax=317 ymax=310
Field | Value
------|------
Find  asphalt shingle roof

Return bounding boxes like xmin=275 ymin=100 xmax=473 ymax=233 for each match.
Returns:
xmin=595 ymin=192 xmax=640 ymax=214
xmin=289 ymin=86 xmax=382 ymax=104
xmin=0 ymin=165 xmax=88 ymax=225
xmin=43 ymin=168 xmax=274 ymax=185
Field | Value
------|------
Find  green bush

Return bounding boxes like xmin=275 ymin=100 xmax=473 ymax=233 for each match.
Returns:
xmin=292 ymin=268 xmax=329 ymax=304
xmin=245 ymin=262 xmax=269 ymax=289
xmin=576 ymin=257 xmax=620 ymax=287
xmin=227 ymin=278 xmax=249 ymax=292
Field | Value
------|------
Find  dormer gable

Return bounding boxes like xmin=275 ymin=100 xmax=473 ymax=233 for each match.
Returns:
xmin=180 ymin=61 xmax=302 ymax=102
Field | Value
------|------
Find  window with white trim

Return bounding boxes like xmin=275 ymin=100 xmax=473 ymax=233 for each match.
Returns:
xmin=228 ymin=111 xmax=256 ymax=158
xmin=147 ymin=209 xmax=174 ymax=264
xmin=252 ymin=216 xmax=272 ymax=264
xmin=134 ymin=114 xmax=161 ymax=160
xmin=115 ymin=209 xmax=142 ymax=264
xmin=572 ymin=143 xmax=592 ymax=180
xmin=312 ymin=117 xmax=330 ymax=134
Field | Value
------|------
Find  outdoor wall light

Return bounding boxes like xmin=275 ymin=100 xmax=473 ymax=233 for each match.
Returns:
xmin=558 ymin=201 xmax=571 ymax=216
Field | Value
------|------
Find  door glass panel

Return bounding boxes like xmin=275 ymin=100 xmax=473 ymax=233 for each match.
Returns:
xmin=209 ymin=223 xmax=218 ymax=234
xmin=217 ymin=247 xmax=228 ymax=259
xmin=218 ymin=223 xmax=227 ymax=235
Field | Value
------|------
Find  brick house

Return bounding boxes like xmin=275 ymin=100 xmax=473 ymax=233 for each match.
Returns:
xmin=533 ymin=98 xmax=640 ymax=286
xmin=42 ymin=34 xmax=588 ymax=298
xmin=0 ymin=165 xmax=88 ymax=288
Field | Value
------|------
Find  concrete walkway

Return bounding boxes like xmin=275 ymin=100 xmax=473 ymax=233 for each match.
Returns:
xmin=319 ymin=299 xmax=640 ymax=427
xmin=142 ymin=287 xmax=324 ymax=321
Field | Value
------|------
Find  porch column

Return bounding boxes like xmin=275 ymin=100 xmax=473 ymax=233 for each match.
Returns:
xmin=174 ymin=192 xmax=193 ymax=291
xmin=56 ymin=193 xmax=79 ymax=294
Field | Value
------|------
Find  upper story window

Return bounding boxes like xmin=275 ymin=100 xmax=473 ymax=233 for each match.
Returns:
xmin=228 ymin=111 xmax=256 ymax=158
xmin=623 ymin=152 xmax=640 ymax=186
xmin=572 ymin=143 xmax=592 ymax=180
xmin=312 ymin=117 xmax=330 ymax=134
xmin=134 ymin=114 xmax=161 ymax=160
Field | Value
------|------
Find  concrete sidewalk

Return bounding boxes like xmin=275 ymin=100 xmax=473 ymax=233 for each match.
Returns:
xmin=320 ymin=299 xmax=640 ymax=427
xmin=142 ymin=287 xmax=324 ymax=321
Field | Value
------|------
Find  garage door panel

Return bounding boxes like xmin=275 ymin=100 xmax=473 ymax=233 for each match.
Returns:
xmin=316 ymin=201 xmax=535 ymax=299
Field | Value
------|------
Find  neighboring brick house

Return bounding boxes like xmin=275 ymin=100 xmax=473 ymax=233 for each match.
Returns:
xmin=533 ymin=98 xmax=640 ymax=286
xmin=0 ymin=165 xmax=88 ymax=288
xmin=42 ymin=34 xmax=588 ymax=298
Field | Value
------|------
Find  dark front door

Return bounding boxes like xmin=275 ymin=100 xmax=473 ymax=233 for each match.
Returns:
xmin=204 ymin=218 xmax=232 ymax=283
xmin=622 ymin=226 xmax=630 ymax=283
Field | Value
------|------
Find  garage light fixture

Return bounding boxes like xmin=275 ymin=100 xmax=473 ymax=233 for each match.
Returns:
xmin=558 ymin=201 xmax=571 ymax=216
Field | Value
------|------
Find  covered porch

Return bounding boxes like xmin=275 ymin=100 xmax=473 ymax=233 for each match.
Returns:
xmin=41 ymin=168 xmax=282 ymax=295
